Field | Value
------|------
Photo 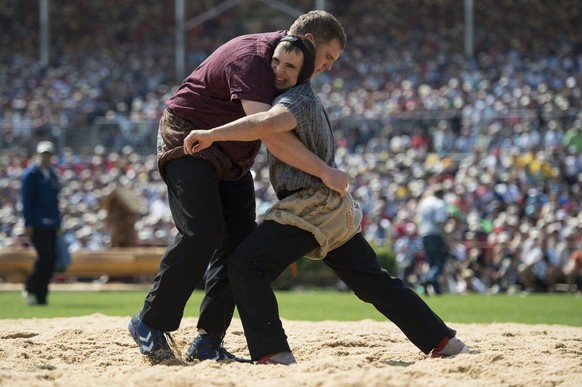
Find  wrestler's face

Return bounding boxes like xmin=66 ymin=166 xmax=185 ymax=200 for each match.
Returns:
xmin=271 ymin=45 xmax=303 ymax=91
xmin=310 ymin=37 xmax=342 ymax=76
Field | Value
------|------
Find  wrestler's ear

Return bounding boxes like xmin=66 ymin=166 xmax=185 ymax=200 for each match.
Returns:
xmin=304 ymin=33 xmax=316 ymax=44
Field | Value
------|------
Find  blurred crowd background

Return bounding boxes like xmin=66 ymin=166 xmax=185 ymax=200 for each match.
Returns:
xmin=1 ymin=0 xmax=581 ymax=293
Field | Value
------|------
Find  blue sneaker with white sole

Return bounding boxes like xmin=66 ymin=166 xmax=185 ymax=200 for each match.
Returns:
xmin=128 ymin=313 xmax=176 ymax=362
xmin=185 ymin=333 xmax=251 ymax=363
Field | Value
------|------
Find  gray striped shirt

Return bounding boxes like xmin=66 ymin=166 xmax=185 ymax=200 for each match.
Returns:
xmin=268 ymin=82 xmax=336 ymax=195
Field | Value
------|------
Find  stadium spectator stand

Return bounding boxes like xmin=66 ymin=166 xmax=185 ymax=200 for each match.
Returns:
xmin=1 ymin=0 xmax=581 ymax=292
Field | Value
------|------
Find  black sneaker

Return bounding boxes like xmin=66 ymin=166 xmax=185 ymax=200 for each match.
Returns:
xmin=185 ymin=333 xmax=251 ymax=362
xmin=128 ymin=313 xmax=176 ymax=362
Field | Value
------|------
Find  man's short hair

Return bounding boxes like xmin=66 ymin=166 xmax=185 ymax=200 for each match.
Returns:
xmin=289 ymin=10 xmax=346 ymax=49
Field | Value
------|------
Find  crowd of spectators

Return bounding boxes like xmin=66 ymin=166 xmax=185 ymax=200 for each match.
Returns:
xmin=1 ymin=0 xmax=581 ymax=293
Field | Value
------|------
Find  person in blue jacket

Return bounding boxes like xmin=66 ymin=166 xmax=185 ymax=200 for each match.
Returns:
xmin=21 ymin=141 xmax=61 ymax=305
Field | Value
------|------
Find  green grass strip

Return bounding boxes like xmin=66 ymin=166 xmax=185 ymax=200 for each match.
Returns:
xmin=0 ymin=290 xmax=580 ymax=326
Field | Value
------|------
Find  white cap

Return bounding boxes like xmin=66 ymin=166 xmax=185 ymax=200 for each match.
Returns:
xmin=36 ymin=141 xmax=55 ymax=154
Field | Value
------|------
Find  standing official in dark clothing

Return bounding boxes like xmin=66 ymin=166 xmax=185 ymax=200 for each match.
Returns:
xmin=21 ymin=141 xmax=61 ymax=305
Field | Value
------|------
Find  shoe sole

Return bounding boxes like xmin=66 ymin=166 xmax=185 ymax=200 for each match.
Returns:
xmin=431 ymin=344 xmax=469 ymax=358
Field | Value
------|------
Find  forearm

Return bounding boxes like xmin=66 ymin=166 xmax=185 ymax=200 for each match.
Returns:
xmin=263 ymin=132 xmax=350 ymax=196
xmin=184 ymin=105 xmax=296 ymax=154
xmin=205 ymin=115 xmax=271 ymax=142
xmin=262 ymin=131 xmax=330 ymax=178
xmin=205 ymin=107 xmax=294 ymax=142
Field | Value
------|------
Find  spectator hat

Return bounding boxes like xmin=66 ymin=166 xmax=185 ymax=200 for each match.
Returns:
xmin=37 ymin=141 xmax=55 ymax=154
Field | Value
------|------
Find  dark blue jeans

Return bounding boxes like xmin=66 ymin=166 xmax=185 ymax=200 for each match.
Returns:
xmin=421 ymin=235 xmax=448 ymax=294
xmin=228 ymin=220 xmax=455 ymax=360
xmin=140 ymin=157 xmax=256 ymax=332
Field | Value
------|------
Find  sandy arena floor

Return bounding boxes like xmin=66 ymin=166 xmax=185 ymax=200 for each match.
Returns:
xmin=0 ymin=314 xmax=580 ymax=386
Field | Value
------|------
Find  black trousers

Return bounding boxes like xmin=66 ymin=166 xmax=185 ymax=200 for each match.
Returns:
xmin=140 ymin=157 xmax=256 ymax=332
xmin=228 ymin=220 xmax=455 ymax=360
xmin=25 ymin=227 xmax=58 ymax=304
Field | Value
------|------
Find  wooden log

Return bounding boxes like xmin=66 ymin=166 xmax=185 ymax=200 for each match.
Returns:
xmin=0 ymin=247 xmax=166 ymax=282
